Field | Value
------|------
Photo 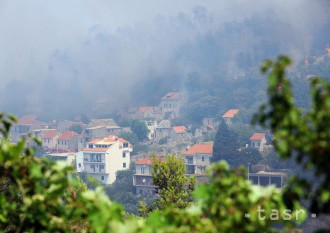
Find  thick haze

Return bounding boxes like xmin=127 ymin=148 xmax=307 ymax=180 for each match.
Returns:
xmin=0 ymin=0 xmax=329 ymax=119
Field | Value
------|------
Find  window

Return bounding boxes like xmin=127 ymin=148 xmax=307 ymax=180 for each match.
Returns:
xmin=101 ymin=176 xmax=104 ymax=181
xmin=78 ymin=163 xmax=81 ymax=168
xmin=122 ymin=152 xmax=126 ymax=158
xmin=202 ymin=156 xmax=204 ymax=162
xmin=123 ymin=162 xmax=126 ymax=168
xmin=123 ymin=143 xmax=129 ymax=148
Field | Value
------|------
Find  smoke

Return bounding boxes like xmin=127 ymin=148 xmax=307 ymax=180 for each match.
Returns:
xmin=0 ymin=0 xmax=328 ymax=119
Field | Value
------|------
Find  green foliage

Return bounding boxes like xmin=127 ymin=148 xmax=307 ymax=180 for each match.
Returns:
xmin=254 ymin=55 xmax=330 ymax=221
xmin=69 ymin=124 xmax=83 ymax=134
xmin=182 ymin=96 xmax=223 ymax=124
xmin=130 ymin=120 xmax=148 ymax=142
xmin=152 ymin=155 xmax=196 ymax=210
xmin=119 ymin=131 xmax=139 ymax=146
xmin=105 ymin=166 xmax=140 ymax=215
xmin=142 ymin=161 xmax=303 ymax=233
xmin=213 ymin=120 xmax=262 ymax=168
xmin=158 ymin=136 xmax=169 ymax=145
xmin=0 ymin=113 xmax=125 ymax=232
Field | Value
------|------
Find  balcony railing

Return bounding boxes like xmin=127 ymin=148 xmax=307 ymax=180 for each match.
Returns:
xmin=135 ymin=170 xmax=152 ymax=176
xmin=83 ymin=169 xmax=106 ymax=174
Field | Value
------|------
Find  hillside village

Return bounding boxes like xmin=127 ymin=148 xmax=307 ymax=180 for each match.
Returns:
xmin=8 ymin=90 xmax=289 ymax=194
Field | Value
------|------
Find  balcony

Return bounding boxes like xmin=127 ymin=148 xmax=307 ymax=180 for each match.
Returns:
xmin=135 ymin=170 xmax=152 ymax=176
xmin=133 ymin=175 xmax=154 ymax=187
xmin=83 ymin=168 xmax=106 ymax=174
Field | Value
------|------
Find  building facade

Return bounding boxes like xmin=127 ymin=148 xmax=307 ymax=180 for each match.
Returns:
xmin=182 ymin=143 xmax=213 ymax=175
xmin=160 ymin=92 xmax=185 ymax=118
xmin=249 ymin=132 xmax=267 ymax=149
xmin=76 ymin=135 xmax=132 ymax=185
xmin=133 ymin=157 xmax=157 ymax=195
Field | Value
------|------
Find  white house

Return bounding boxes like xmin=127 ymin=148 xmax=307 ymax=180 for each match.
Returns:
xmin=76 ymin=135 xmax=133 ymax=185
xmin=182 ymin=143 xmax=213 ymax=175
xmin=249 ymin=132 xmax=267 ymax=149
xmin=222 ymin=109 xmax=239 ymax=124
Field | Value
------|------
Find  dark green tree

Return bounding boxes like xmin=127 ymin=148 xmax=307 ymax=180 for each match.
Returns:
xmin=254 ymin=56 xmax=330 ymax=225
xmin=105 ymin=165 xmax=140 ymax=214
xmin=0 ymin=112 xmax=304 ymax=232
xmin=69 ymin=124 xmax=83 ymax=134
xmin=213 ymin=120 xmax=262 ymax=168
xmin=130 ymin=120 xmax=148 ymax=142
xmin=213 ymin=120 xmax=239 ymax=164
xmin=152 ymin=155 xmax=196 ymax=210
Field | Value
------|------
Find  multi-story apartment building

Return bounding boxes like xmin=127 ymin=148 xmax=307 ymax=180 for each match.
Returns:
xmin=182 ymin=143 xmax=213 ymax=176
xmin=10 ymin=115 xmax=48 ymax=143
xmin=133 ymin=157 xmax=157 ymax=195
xmin=133 ymin=145 xmax=214 ymax=195
xmin=249 ymin=132 xmax=267 ymax=150
xmin=76 ymin=135 xmax=132 ymax=185
xmin=56 ymin=131 xmax=84 ymax=152
xmin=40 ymin=129 xmax=60 ymax=150
xmin=84 ymin=119 xmax=123 ymax=142
xmin=222 ymin=109 xmax=239 ymax=125
xmin=160 ymin=92 xmax=185 ymax=118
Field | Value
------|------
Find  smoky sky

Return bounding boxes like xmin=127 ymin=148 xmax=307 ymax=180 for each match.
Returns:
xmin=0 ymin=0 xmax=329 ymax=119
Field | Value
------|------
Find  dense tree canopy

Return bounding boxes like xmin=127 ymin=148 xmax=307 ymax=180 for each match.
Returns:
xmin=213 ymin=120 xmax=262 ymax=168
xmin=2 ymin=55 xmax=330 ymax=231
xmin=152 ymin=155 xmax=196 ymax=210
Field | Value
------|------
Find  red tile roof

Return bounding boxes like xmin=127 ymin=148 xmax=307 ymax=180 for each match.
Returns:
xmin=249 ymin=133 xmax=266 ymax=141
xmin=83 ymin=148 xmax=109 ymax=152
xmin=326 ymin=48 xmax=330 ymax=54
xmin=173 ymin=126 xmax=186 ymax=133
xmin=87 ymin=139 xmax=101 ymax=144
xmin=136 ymin=158 xmax=152 ymax=165
xmin=103 ymin=135 xmax=117 ymax=142
xmin=139 ymin=106 xmax=157 ymax=113
xmin=183 ymin=144 xmax=213 ymax=155
xmin=136 ymin=157 xmax=164 ymax=165
xmin=42 ymin=130 xmax=59 ymax=139
xmin=222 ymin=109 xmax=239 ymax=118
xmin=58 ymin=131 xmax=80 ymax=141
xmin=17 ymin=115 xmax=43 ymax=125
xmin=118 ymin=138 xmax=128 ymax=143
xmin=87 ymin=135 xmax=130 ymax=145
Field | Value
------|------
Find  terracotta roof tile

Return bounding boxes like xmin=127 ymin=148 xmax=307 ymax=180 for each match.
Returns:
xmin=326 ymin=47 xmax=330 ymax=54
xmin=17 ymin=115 xmax=45 ymax=125
xmin=139 ymin=106 xmax=157 ymax=113
xmin=136 ymin=158 xmax=152 ymax=165
xmin=249 ymin=133 xmax=266 ymax=141
xmin=42 ymin=130 xmax=59 ymax=139
xmin=58 ymin=131 xmax=80 ymax=141
xmin=183 ymin=144 xmax=213 ymax=155
xmin=222 ymin=109 xmax=239 ymax=118
xmin=173 ymin=126 xmax=186 ymax=133
xmin=118 ymin=138 xmax=128 ymax=143
xmin=87 ymin=139 xmax=101 ymax=144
